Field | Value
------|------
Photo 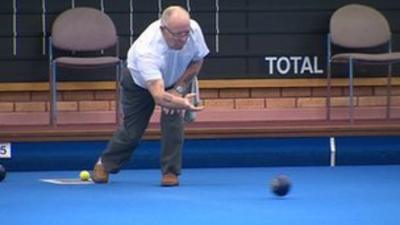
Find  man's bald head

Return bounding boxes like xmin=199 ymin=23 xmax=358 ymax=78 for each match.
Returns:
xmin=160 ymin=6 xmax=191 ymax=49
xmin=160 ymin=6 xmax=190 ymax=28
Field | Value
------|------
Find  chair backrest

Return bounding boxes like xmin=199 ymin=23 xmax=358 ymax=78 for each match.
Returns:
xmin=330 ymin=4 xmax=391 ymax=49
xmin=51 ymin=7 xmax=117 ymax=51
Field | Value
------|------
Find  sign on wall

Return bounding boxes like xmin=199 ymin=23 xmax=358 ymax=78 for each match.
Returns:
xmin=264 ymin=56 xmax=324 ymax=76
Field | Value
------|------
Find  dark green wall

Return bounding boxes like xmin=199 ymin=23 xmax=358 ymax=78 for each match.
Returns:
xmin=1 ymin=0 xmax=400 ymax=82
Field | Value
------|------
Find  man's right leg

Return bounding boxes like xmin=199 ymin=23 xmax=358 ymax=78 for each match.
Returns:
xmin=92 ymin=71 xmax=155 ymax=183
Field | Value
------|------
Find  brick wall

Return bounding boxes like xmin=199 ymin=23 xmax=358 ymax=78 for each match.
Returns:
xmin=0 ymin=90 xmax=115 ymax=112
xmin=1 ymin=85 xmax=399 ymax=113
xmin=204 ymin=86 xmax=399 ymax=110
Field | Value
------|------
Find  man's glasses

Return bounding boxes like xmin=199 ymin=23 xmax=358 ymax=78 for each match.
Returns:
xmin=161 ymin=26 xmax=192 ymax=38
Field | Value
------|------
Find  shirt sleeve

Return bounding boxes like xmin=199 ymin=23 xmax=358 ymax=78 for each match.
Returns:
xmin=133 ymin=52 xmax=163 ymax=82
xmin=191 ymin=20 xmax=210 ymax=61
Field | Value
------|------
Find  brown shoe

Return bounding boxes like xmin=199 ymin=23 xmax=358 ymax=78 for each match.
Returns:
xmin=92 ymin=163 xmax=109 ymax=184
xmin=161 ymin=173 xmax=179 ymax=187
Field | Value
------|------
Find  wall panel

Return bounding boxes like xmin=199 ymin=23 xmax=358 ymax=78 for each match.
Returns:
xmin=0 ymin=0 xmax=399 ymax=81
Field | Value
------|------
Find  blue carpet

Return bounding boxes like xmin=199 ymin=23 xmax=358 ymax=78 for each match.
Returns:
xmin=1 ymin=165 xmax=399 ymax=225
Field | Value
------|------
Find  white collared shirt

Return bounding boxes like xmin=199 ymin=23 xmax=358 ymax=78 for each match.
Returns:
xmin=127 ymin=19 xmax=209 ymax=88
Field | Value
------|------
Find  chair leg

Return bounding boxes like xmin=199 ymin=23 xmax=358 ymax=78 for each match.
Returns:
xmin=115 ymin=62 xmax=122 ymax=125
xmin=326 ymin=60 xmax=332 ymax=122
xmin=349 ymin=58 xmax=354 ymax=124
xmin=386 ymin=63 xmax=392 ymax=120
xmin=49 ymin=63 xmax=57 ymax=127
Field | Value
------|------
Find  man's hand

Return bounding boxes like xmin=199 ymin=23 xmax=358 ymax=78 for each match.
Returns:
xmin=183 ymin=93 xmax=204 ymax=111
xmin=162 ymin=89 xmax=184 ymax=115
xmin=162 ymin=92 xmax=204 ymax=115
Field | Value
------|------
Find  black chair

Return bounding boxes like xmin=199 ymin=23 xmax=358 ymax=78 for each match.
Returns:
xmin=326 ymin=4 xmax=400 ymax=123
xmin=49 ymin=7 xmax=122 ymax=126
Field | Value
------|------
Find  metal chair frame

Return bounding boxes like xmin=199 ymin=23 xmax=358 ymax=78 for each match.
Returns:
xmin=48 ymin=7 xmax=122 ymax=126
xmin=326 ymin=5 xmax=397 ymax=124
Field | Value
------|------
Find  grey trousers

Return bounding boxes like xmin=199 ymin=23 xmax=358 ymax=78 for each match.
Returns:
xmin=99 ymin=72 xmax=184 ymax=176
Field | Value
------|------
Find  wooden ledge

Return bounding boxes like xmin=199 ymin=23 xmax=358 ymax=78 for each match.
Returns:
xmin=0 ymin=107 xmax=399 ymax=141
xmin=1 ymin=120 xmax=400 ymax=142
xmin=0 ymin=77 xmax=399 ymax=92
xmin=200 ymin=77 xmax=400 ymax=89
xmin=0 ymin=81 xmax=115 ymax=92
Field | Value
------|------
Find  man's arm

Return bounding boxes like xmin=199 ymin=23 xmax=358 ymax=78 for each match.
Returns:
xmin=146 ymin=79 xmax=203 ymax=111
xmin=173 ymin=59 xmax=203 ymax=92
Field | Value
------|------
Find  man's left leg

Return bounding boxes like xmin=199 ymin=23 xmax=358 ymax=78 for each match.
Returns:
xmin=160 ymin=110 xmax=184 ymax=186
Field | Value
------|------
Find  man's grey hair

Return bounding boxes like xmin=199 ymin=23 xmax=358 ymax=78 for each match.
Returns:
xmin=160 ymin=6 xmax=189 ymax=26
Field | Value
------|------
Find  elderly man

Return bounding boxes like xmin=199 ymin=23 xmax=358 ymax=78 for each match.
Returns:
xmin=92 ymin=6 xmax=209 ymax=186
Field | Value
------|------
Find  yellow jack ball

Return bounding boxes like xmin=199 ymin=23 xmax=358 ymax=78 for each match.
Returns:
xmin=80 ymin=170 xmax=90 ymax=181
